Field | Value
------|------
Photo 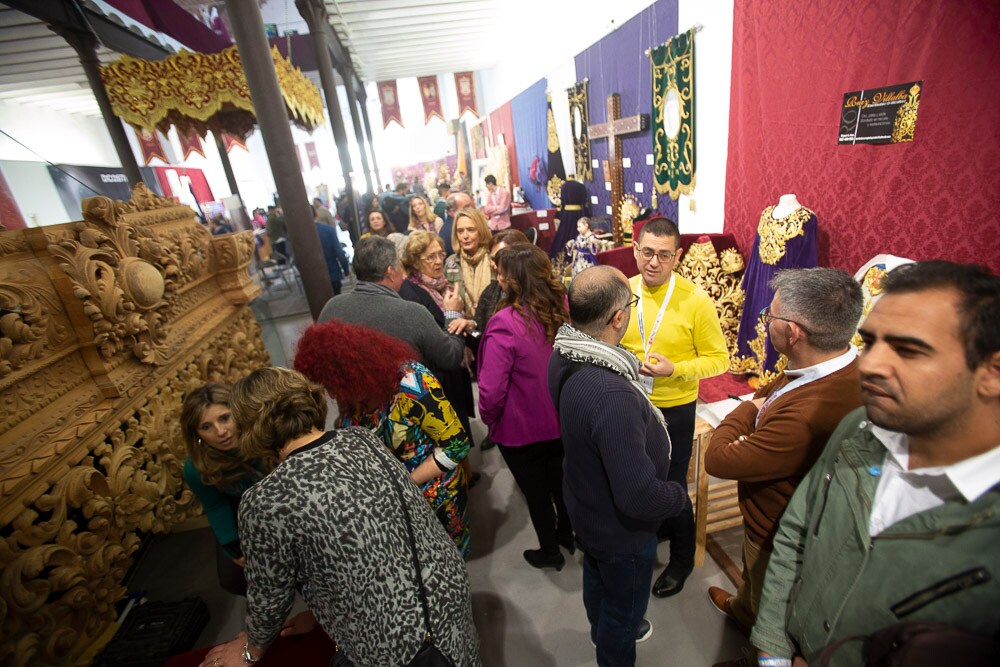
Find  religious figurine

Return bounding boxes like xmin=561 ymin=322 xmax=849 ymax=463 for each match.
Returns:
xmin=549 ymin=174 xmax=591 ymax=259
xmin=732 ymin=193 xmax=818 ymax=382
xmin=562 ymin=217 xmax=603 ymax=277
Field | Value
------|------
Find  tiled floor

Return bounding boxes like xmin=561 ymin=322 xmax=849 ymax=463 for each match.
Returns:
xmin=128 ymin=286 xmax=751 ymax=665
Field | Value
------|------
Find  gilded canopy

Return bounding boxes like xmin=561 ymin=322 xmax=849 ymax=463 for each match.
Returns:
xmin=100 ymin=45 xmax=324 ymax=141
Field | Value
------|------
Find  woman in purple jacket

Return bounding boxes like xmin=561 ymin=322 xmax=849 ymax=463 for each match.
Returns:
xmin=477 ymin=243 xmax=575 ymax=571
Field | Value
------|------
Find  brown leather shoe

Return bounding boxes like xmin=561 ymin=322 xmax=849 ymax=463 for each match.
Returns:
xmin=708 ymin=586 xmax=750 ymax=634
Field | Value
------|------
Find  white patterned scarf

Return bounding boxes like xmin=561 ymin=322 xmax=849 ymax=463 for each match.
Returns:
xmin=553 ymin=323 xmax=671 ymax=458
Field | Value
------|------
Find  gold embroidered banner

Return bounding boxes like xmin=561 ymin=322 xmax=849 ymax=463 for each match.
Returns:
xmin=651 ymin=28 xmax=696 ymax=199
xmin=178 ymin=126 xmax=205 ymax=159
xmin=454 ymin=71 xmax=479 ymax=117
xmin=377 ymin=80 xmax=403 ymax=129
xmin=566 ymin=79 xmax=592 ymax=181
xmin=100 ymin=45 xmax=324 ymax=142
xmin=418 ymin=75 xmax=444 ymax=124
xmin=135 ymin=127 xmax=168 ymax=165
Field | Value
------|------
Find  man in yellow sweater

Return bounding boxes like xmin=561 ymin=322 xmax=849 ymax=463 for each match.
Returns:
xmin=621 ymin=217 xmax=729 ymax=598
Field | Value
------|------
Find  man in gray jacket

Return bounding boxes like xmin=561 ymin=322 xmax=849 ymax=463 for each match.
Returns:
xmin=319 ymin=236 xmax=465 ymax=372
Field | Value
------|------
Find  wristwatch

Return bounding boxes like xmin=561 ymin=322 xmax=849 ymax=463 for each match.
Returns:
xmin=242 ymin=641 xmax=261 ymax=664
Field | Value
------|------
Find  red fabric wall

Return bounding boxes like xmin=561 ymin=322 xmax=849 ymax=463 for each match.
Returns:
xmin=724 ymin=0 xmax=1000 ymax=274
xmin=0 ymin=170 xmax=27 ymax=230
xmin=488 ymin=103 xmax=520 ymax=187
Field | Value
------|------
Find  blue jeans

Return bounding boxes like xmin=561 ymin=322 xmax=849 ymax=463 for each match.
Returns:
xmin=582 ymin=536 xmax=657 ymax=667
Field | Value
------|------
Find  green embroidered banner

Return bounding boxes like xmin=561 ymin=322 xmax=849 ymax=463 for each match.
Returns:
xmin=651 ymin=28 xmax=696 ymax=199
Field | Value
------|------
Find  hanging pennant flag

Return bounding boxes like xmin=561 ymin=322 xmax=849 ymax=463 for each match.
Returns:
xmin=377 ymin=80 xmax=403 ymax=128
xmin=417 ymin=75 xmax=444 ymax=124
xmin=222 ymin=133 xmax=248 ymax=153
xmin=546 ymin=92 xmax=568 ymax=206
xmin=178 ymin=127 xmax=205 ymax=160
xmin=650 ymin=28 xmax=696 ymax=200
xmin=305 ymin=142 xmax=320 ymax=169
xmin=454 ymin=71 xmax=478 ymax=117
xmin=566 ymin=79 xmax=593 ymax=182
xmin=136 ymin=128 xmax=167 ymax=165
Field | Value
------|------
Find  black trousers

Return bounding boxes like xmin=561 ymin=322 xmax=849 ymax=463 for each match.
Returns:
xmin=658 ymin=400 xmax=697 ymax=570
xmin=498 ymin=438 xmax=572 ymax=555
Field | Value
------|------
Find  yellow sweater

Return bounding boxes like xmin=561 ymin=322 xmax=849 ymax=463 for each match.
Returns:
xmin=622 ymin=273 xmax=729 ymax=407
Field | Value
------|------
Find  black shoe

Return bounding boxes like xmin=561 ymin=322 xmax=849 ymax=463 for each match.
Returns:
xmin=557 ymin=535 xmax=576 ymax=554
xmin=523 ymin=549 xmax=565 ymax=571
xmin=651 ymin=565 xmax=693 ymax=598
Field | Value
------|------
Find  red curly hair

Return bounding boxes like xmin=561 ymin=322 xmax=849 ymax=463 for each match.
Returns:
xmin=294 ymin=320 xmax=417 ymax=411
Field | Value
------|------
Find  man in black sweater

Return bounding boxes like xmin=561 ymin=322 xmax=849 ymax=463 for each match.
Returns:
xmin=549 ymin=265 xmax=688 ymax=667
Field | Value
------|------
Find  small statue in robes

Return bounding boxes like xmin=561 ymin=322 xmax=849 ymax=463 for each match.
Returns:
xmin=549 ymin=174 xmax=591 ymax=259
xmin=733 ymin=193 xmax=818 ymax=383
xmin=562 ymin=217 xmax=603 ymax=277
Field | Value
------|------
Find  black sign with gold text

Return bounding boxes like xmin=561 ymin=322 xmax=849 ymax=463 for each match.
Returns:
xmin=838 ymin=81 xmax=922 ymax=145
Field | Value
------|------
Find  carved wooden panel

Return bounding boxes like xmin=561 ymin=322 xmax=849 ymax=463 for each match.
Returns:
xmin=0 ymin=184 xmax=268 ymax=666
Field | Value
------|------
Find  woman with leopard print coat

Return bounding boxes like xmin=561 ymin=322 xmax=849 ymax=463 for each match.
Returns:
xmin=203 ymin=367 xmax=480 ymax=667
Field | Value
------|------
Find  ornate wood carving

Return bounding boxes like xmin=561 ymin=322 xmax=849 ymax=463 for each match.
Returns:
xmin=0 ymin=184 xmax=267 ymax=666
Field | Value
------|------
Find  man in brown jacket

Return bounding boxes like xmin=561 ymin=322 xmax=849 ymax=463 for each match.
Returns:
xmin=705 ymin=268 xmax=864 ymax=641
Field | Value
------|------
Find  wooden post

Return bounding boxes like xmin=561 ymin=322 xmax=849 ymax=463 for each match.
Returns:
xmin=224 ymin=0 xmax=333 ymax=320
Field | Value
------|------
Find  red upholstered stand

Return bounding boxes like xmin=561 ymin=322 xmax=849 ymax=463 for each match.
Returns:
xmin=164 ymin=627 xmax=335 ymax=667
xmin=510 ymin=208 xmax=558 ymax=251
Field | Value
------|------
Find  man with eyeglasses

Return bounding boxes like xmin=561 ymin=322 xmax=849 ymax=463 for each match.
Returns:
xmin=748 ymin=261 xmax=1000 ymax=667
xmin=703 ymin=268 xmax=863 ymax=663
xmin=620 ymin=217 xmax=730 ymax=599
xmin=550 ymin=265 xmax=689 ymax=666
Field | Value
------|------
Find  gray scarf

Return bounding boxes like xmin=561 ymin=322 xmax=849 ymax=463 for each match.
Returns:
xmin=553 ymin=323 xmax=671 ymax=458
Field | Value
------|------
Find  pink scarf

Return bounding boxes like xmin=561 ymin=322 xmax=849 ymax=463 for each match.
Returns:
xmin=408 ymin=270 xmax=449 ymax=308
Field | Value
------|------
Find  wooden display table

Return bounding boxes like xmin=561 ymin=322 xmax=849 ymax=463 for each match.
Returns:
xmin=509 ymin=208 xmax=558 ymax=251
xmin=687 ymin=417 xmax=742 ymax=568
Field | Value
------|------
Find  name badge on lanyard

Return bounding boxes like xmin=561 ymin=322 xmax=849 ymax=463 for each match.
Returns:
xmin=637 ymin=273 xmax=676 ymax=394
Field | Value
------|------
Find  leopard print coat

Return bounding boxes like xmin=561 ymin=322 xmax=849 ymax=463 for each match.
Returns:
xmin=239 ymin=427 xmax=480 ymax=666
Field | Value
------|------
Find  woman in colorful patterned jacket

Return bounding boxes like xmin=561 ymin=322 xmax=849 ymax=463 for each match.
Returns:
xmin=294 ymin=320 xmax=472 ymax=558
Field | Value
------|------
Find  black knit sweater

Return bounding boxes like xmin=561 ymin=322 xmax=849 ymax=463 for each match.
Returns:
xmin=548 ymin=353 xmax=688 ymax=554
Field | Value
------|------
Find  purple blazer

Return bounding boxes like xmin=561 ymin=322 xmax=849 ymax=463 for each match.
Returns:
xmin=476 ymin=306 xmax=561 ymax=446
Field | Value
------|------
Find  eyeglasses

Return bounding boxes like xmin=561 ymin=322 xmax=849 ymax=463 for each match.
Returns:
xmin=421 ymin=252 xmax=446 ymax=262
xmin=607 ymin=293 xmax=640 ymax=324
xmin=759 ymin=307 xmax=811 ymax=335
xmin=636 ymin=247 xmax=678 ymax=263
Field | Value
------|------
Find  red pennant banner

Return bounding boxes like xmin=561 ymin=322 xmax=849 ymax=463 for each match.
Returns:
xmin=454 ymin=71 xmax=478 ymax=118
xmin=222 ymin=133 xmax=247 ymax=153
xmin=136 ymin=128 xmax=167 ymax=165
xmin=178 ymin=127 xmax=205 ymax=160
xmin=305 ymin=142 xmax=320 ymax=169
xmin=417 ymin=75 xmax=444 ymax=124
xmin=377 ymin=80 xmax=403 ymax=128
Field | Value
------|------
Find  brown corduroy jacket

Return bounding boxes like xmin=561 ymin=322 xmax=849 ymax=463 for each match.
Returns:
xmin=705 ymin=358 xmax=862 ymax=548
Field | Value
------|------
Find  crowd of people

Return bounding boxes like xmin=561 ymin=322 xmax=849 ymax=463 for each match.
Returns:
xmin=180 ymin=197 xmax=999 ymax=667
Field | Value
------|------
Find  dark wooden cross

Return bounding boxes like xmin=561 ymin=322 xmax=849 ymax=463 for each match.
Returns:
xmin=589 ymin=93 xmax=649 ymax=246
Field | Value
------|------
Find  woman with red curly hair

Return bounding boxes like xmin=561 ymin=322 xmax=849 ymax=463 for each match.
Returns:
xmin=294 ymin=320 xmax=471 ymax=557
xmin=477 ymin=243 xmax=573 ymax=571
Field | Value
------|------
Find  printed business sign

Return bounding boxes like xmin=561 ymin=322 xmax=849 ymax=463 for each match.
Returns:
xmin=838 ymin=81 xmax=922 ymax=145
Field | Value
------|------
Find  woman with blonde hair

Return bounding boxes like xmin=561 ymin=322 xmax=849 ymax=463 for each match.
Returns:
xmin=477 ymin=244 xmax=574 ymax=571
xmin=180 ymin=383 xmax=268 ymax=595
xmin=400 ymin=231 xmax=477 ymax=449
xmin=445 ymin=207 xmax=493 ymax=315
xmin=204 ymin=366 xmax=479 ymax=667
xmin=408 ymin=195 xmax=443 ymax=234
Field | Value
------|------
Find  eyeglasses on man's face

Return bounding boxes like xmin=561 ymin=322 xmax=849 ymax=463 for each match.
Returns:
xmin=636 ymin=247 xmax=678 ymax=263
xmin=607 ymin=293 xmax=640 ymax=324
xmin=759 ymin=306 xmax=811 ymax=335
